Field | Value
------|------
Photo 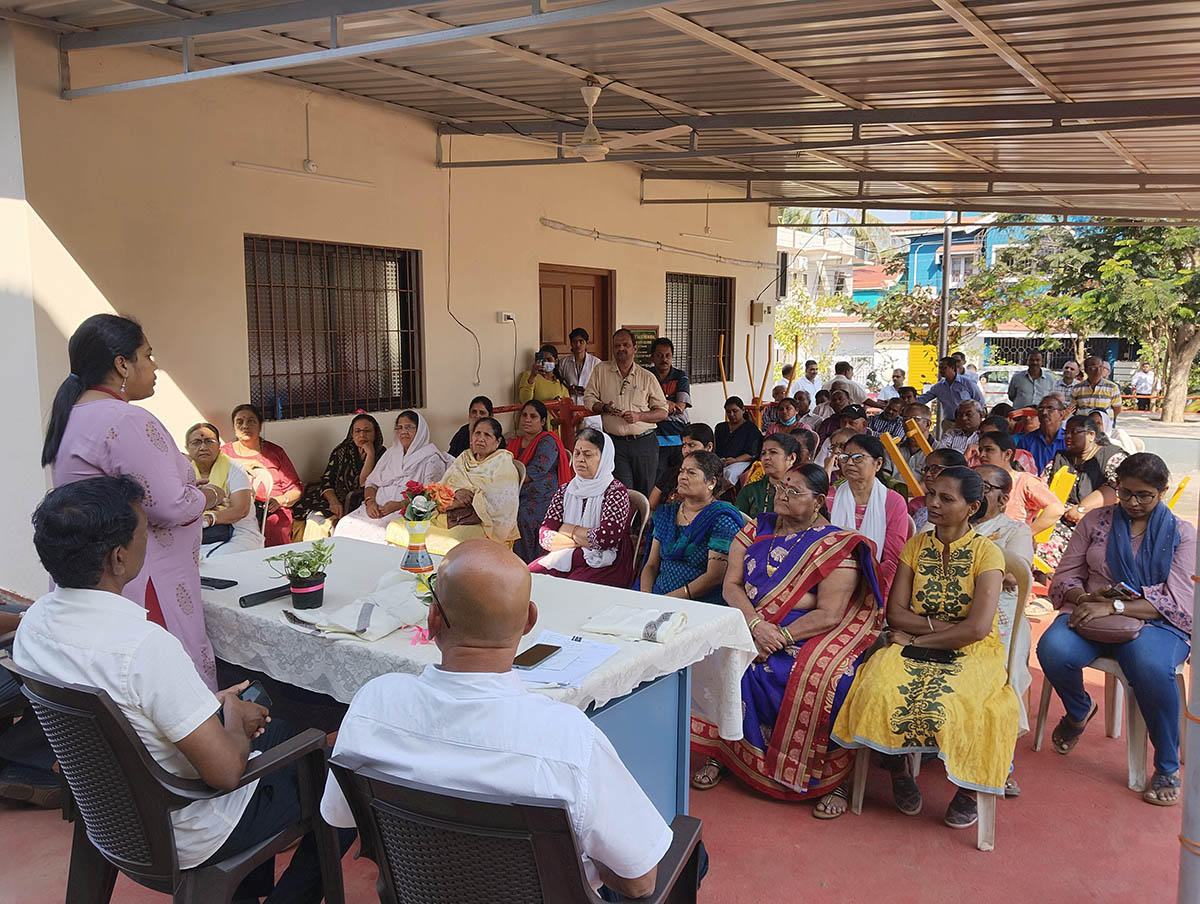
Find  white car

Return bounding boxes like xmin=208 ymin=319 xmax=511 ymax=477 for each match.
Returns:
xmin=976 ymin=365 xmax=1061 ymax=408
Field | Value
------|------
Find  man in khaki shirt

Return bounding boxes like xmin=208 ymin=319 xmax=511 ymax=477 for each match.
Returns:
xmin=583 ymin=329 xmax=669 ymax=497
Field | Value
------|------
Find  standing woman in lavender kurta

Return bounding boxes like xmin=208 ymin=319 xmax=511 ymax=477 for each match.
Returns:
xmin=41 ymin=315 xmax=225 ymax=689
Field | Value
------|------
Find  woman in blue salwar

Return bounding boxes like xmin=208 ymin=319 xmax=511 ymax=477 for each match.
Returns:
xmin=690 ymin=462 xmax=885 ymax=819
xmin=639 ymin=451 xmax=744 ymax=604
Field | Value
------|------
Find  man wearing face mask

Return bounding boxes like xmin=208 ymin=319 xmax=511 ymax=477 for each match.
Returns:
xmin=518 ymin=343 xmax=569 ymax=403
xmin=649 ymin=337 xmax=692 ymax=482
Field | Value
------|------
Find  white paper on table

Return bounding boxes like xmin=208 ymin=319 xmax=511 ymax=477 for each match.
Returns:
xmin=515 ymin=630 xmax=618 ymax=689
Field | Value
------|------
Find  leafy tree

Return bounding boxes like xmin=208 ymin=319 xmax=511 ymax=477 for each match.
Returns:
xmin=772 ymin=283 xmax=836 ymax=377
xmin=958 ymin=219 xmax=1200 ymax=423
xmin=844 ymin=253 xmax=990 ymax=349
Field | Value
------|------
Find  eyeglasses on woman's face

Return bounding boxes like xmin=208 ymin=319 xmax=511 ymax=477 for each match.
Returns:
xmin=1115 ymin=487 xmax=1158 ymax=505
xmin=836 ymin=452 xmax=869 ymax=465
xmin=187 ymin=436 xmax=218 ymax=448
xmin=769 ymin=482 xmax=816 ymax=500
xmin=920 ymin=464 xmax=945 ymax=479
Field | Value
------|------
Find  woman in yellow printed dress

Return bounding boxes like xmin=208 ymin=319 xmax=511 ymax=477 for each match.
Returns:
xmin=832 ymin=466 xmax=1018 ymax=829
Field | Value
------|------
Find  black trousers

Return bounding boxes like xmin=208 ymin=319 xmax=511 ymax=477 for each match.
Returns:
xmin=202 ymin=719 xmax=355 ymax=904
xmin=610 ymin=432 xmax=659 ymax=498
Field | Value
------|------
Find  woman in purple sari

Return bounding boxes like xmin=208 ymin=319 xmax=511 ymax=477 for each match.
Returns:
xmin=690 ymin=463 xmax=884 ymax=818
xmin=41 ymin=315 xmax=222 ymax=689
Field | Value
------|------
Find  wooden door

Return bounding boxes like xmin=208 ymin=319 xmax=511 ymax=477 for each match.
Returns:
xmin=538 ymin=265 xmax=612 ymax=359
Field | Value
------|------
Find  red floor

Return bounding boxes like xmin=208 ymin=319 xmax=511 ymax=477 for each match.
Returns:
xmin=0 ymin=615 xmax=1185 ymax=903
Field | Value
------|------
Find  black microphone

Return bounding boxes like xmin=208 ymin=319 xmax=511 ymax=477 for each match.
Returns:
xmin=238 ymin=585 xmax=291 ymax=608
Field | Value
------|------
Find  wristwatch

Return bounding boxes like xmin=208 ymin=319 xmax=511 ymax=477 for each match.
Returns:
xmin=1075 ymin=505 xmax=1087 ymax=516
xmin=1112 ymin=599 xmax=1126 ymax=615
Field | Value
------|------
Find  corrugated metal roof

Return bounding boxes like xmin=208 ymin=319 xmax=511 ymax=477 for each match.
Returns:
xmin=7 ymin=0 xmax=1200 ymax=216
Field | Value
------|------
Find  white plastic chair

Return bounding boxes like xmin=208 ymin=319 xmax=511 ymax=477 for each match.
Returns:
xmin=1032 ymin=656 xmax=1188 ymax=791
xmin=249 ymin=468 xmax=274 ymax=535
xmin=627 ymin=489 xmax=651 ymax=577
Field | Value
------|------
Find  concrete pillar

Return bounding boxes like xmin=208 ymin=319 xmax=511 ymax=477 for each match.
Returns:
xmin=0 ymin=23 xmax=54 ymax=597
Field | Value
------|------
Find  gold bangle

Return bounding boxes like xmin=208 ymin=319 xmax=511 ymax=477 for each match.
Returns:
xmin=780 ymin=626 xmax=794 ymax=645
xmin=748 ymin=616 xmax=763 ymax=631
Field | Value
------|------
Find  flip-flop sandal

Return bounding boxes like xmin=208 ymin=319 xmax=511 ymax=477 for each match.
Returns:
xmin=891 ymin=770 xmax=923 ymax=816
xmin=944 ymin=789 xmax=978 ymax=829
xmin=1143 ymin=770 xmax=1182 ymax=807
xmin=1051 ymin=700 xmax=1098 ymax=755
xmin=690 ymin=758 xmax=727 ymax=791
xmin=812 ymin=785 xmax=850 ymax=820
xmin=1004 ymin=776 xmax=1021 ymax=798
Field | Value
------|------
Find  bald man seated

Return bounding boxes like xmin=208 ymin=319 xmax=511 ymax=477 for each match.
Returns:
xmin=319 ymin=539 xmax=674 ymax=898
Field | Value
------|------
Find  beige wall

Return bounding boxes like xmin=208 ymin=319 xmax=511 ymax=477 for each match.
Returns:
xmin=2 ymin=25 xmax=776 ymax=594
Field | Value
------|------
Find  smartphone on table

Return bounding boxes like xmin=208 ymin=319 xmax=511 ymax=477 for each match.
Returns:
xmin=513 ymin=644 xmax=562 ymax=670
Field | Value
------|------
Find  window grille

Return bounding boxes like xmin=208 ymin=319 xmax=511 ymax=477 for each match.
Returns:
xmin=244 ymin=235 xmax=424 ymax=420
xmin=664 ymin=273 xmax=734 ymax=384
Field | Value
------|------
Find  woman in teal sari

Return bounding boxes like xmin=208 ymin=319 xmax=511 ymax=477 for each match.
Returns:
xmin=639 ymin=450 xmax=744 ymax=604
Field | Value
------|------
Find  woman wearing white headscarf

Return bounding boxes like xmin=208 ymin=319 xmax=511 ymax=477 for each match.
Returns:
xmin=825 ymin=433 xmax=911 ymax=599
xmin=333 ymin=410 xmax=452 ymax=544
xmin=530 ymin=427 xmax=635 ymax=587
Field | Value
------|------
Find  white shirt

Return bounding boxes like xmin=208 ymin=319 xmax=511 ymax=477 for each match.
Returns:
xmin=13 ymin=587 xmax=255 ymax=867
xmin=789 ymin=376 xmax=822 ymax=401
xmin=827 ymin=377 xmax=867 ymax=405
xmin=560 ymin=353 xmax=602 ymax=405
xmin=877 ymin=384 xmax=901 ymax=401
xmin=321 ymin=666 xmax=673 ymax=887
xmin=1132 ymin=370 xmax=1156 ymax=394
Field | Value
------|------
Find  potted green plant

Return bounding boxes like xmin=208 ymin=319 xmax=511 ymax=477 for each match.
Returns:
xmin=264 ymin=539 xmax=335 ymax=609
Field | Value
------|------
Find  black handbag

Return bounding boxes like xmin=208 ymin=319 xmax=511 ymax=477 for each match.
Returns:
xmin=202 ymin=523 xmax=234 ymax=545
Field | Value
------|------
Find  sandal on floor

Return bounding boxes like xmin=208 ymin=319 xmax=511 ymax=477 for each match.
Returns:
xmin=891 ymin=770 xmax=923 ymax=816
xmin=1143 ymin=770 xmax=1182 ymax=807
xmin=812 ymin=785 xmax=850 ymax=820
xmin=1004 ymin=776 xmax=1021 ymax=798
xmin=944 ymin=789 xmax=978 ymax=829
xmin=1051 ymin=700 xmax=1098 ymax=755
xmin=690 ymin=757 xmax=727 ymax=791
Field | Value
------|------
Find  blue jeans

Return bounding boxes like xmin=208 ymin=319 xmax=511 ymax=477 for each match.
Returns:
xmin=1037 ymin=615 xmax=1189 ymax=774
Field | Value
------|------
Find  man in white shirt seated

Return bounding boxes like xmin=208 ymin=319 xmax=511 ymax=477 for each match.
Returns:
xmin=14 ymin=476 xmax=354 ymax=904
xmin=321 ymin=538 xmax=677 ymax=899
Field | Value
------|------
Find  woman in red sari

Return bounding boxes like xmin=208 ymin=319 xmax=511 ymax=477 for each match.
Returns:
xmin=690 ymin=462 xmax=884 ymax=818
xmin=507 ymin=400 xmax=571 ymax=562
xmin=220 ymin=403 xmax=303 ymax=546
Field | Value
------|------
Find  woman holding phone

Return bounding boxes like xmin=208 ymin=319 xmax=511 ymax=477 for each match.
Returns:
xmin=517 ymin=343 xmax=569 ymax=403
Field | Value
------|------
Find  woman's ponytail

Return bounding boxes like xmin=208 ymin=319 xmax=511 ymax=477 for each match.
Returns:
xmin=42 ymin=314 xmax=144 ymax=467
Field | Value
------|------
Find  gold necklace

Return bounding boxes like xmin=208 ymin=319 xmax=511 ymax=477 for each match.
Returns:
xmin=765 ymin=517 xmax=818 ymax=577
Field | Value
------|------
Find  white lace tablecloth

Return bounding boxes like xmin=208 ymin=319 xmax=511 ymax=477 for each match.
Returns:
xmin=200 ymin=538 xmax=755 ymax=740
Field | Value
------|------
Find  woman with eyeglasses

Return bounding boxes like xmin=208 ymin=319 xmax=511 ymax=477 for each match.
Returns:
xmin=735 ymin=432 xmax=801 ymax=518
xmin=690 ymin=463 xmax=885 ymax=820
xmin=334 ymin=411 xmax=454 ymax=544
xmin=1037 ymin=414 xmax=1127 ymax=572
xmin=826 ymin=435 xmax=911 ymax=596
xmin=833 ymin=467 xmax=1018 ymax=829
xmin=640 ymin=450 xmax=744 ymax=604
xmin=1037 ymin=453 xmax=1195 ymax=806
xmin=222 ymin=403 xmax=304 ymax=546
xmin=298 ymin=413 xmax=386 ymax=538
xmin=975 ymin=431 xmax=1064 ymax=540
xmin=185 ymin=423 xmax=263 ymax=558
xmin=909 ymin=448 xmax=969 ymax=529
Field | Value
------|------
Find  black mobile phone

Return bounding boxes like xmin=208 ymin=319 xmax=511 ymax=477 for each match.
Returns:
xmin=1102 ymin=582 xmax=1138 ymax=600
xmin=901 ymin=645 xmax=960 ymax=665
xmin=200 ymin=576 xmax=238 ymax=590
xmin=513 ymin=643 xmax=562 ymax=670
xmin=239 ymin=681 xmax=273 ymax=710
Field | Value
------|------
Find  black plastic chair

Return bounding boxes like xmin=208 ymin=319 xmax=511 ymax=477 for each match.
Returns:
xmin=329 ymin=754 xmax=702 ymax=904
xmin=0 ymin=656 xmax=345 ymax=904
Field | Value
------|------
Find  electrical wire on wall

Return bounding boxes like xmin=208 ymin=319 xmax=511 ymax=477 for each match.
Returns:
xmin=444 ymin=135 xmax=483 ymax=386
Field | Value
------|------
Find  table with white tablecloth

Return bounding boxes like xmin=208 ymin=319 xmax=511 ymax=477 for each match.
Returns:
xmin=199 ymin=538 xmax=755 ymax=820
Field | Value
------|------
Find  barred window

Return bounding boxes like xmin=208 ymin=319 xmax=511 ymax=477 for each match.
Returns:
xmin=664 ymin=273 xmax=734 ymax=384
xmin=244 ymin=235 xmax=424 ymax=420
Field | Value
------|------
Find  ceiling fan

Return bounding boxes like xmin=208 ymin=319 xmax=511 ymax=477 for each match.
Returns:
xmin=560 ymin=80 xmax=692 ymax=162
